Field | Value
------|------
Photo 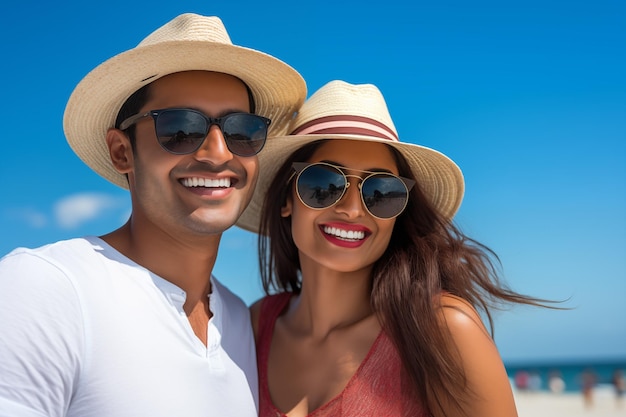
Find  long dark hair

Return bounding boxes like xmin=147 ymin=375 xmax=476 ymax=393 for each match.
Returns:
xmin=258 ymin=139 xmax=553 ymax=414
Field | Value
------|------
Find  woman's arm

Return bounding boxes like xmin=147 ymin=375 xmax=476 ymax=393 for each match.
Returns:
xmin=433 ymin=294 xmax=518 ymax=417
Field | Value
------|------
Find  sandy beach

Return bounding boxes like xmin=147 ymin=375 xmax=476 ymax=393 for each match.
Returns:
xmin=514 ymin=386 xmax=626 ymax=417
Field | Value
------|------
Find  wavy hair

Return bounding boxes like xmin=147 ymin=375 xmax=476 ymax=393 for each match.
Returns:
xmin=258 ymin=139 xmax=553 ymax=415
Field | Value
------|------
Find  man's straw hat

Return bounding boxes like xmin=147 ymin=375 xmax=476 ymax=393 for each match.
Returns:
xmin=63 ymin=13 xmax=306 ymax=189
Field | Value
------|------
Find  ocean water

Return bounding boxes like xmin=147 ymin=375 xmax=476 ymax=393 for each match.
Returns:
xmin=505 ymin=359 xmax=626 ymax=393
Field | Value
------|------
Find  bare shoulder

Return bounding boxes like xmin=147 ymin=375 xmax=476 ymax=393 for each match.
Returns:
xmin=436 ymin=293 xmax=518 ymax=417
xmin=439 ymin=293 xmax=491 ymax=338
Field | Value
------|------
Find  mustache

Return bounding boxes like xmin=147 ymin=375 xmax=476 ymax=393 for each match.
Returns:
xmin=175 ymin=161 xmax=249 ymax=181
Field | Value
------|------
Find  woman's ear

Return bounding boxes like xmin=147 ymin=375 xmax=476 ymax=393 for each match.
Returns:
xmin=106 ymin=128 xmax=134 ymax=174
xmin=280 ymin=195 xmax=293 ymax=218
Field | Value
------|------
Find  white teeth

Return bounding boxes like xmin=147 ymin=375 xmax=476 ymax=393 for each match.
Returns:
xmin=323 ymin=226 xmax=365 ymax=241
xmin=182 ymin=177 xmax=231 ymax=188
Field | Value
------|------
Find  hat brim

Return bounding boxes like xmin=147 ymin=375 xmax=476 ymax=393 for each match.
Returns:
xmin=236 ymin=134 xmax=465 ymax=233
xmin=63 ymin=41 xmax=306 ymax=189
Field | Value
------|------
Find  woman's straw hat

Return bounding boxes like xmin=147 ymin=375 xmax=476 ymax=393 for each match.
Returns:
xmin=63 ymin=13 xmax=306 ymax=189
xmin=237 ymin=80 xmax=464 ymax=233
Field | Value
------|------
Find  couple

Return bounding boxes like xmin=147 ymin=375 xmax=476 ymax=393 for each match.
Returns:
xmin=0 ymin=13 xmax=542 ymax=417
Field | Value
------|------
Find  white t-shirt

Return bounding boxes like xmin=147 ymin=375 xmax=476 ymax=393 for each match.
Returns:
xmin=0 ymin=237 xmax=258 ymax=417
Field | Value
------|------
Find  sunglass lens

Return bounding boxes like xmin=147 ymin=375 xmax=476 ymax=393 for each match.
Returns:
xmin=297 ymin=164 xmax=346 ymax=209
xmin=361 ymin=174 xmax=409 ymax=218
xmin=222 ymin=114 xmax=268 ymax=157
xmin=156 ymin=110 xmax=207 ymax=154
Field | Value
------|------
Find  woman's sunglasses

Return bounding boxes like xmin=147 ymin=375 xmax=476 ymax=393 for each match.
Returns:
xmin=119 ymin=108 xmax=271 ymax=157
xmin=291 ymin=162 xmax=415 ymax=219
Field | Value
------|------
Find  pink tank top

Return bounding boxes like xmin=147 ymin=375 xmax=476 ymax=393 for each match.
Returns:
xmin=257 ymin=293 xmax=430 ymax=417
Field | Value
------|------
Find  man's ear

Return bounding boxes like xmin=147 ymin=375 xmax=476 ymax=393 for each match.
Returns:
xmin=106 ymin=128 xmax=134 ymax=174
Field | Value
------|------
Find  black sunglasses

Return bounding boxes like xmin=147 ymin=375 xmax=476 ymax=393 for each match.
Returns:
xmin=291 ymin=162 xmax=415 ymax=219
xmin=119 ymin=108 xmax=271 ymax=157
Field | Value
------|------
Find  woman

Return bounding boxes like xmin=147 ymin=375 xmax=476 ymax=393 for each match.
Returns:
xmin=237 ymin=81 xmax=548 ymax=416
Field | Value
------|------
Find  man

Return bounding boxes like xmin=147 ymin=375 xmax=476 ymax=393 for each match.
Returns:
xmin=0 ymin=13 xmax=305 ymax=417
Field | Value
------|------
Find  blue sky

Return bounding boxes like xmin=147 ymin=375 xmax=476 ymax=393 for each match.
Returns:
xmin=1 ymin=0 xmax=624 ymax=364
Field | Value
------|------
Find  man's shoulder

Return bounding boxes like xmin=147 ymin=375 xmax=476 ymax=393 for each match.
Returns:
xmin=3 ymin=236 xmax=96 ymax=260
xmin=0 ymin=236 xmax=121 ymax=285
xmin=1 ymin=237 xmax=90 ymax=269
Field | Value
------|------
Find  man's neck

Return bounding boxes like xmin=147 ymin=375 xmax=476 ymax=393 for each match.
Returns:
xmin=100 ymin=220 xmax=220 ymax=297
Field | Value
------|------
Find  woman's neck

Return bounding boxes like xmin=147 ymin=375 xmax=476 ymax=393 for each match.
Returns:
xmin=285 ymin=261 xmax=377 ymax=339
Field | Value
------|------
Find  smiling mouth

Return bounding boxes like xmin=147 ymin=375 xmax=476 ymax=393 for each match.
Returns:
xmin=181 ymin=177 xmax=231 ymax=188
xmin=322 ymin=226 xmax=366 ymax=241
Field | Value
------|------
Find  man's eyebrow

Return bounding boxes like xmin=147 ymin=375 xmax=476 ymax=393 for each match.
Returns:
xmin=188 ymin=107 xmax=251 ymax=118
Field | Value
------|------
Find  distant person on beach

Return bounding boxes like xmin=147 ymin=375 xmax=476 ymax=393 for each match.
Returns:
xmin=581 ymin=368 xmax=598 ymax=408
xmin=613 ymin=369 xmax=626 ymax=408
xmin=0 ymin=13 xmax=305 ymax=417
xmin=548 ymin=370 xmax=566 ymax=394
xmin=237 ymin=80 xmax=554 ymax=417
xmin=515 ymin=370 xmax=531 ymax=391
xmin=529 ymin=370 xmax=542 ymax=392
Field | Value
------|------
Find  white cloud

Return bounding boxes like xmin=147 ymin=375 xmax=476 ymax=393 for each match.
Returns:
xmin=54 ymin=193 xmax=124 ymax=229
